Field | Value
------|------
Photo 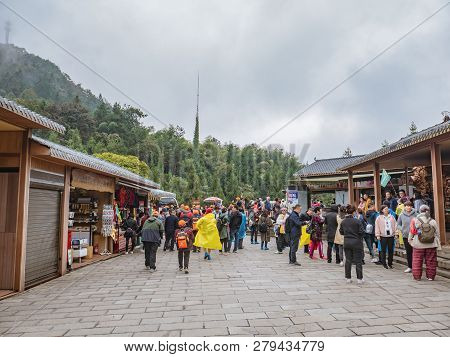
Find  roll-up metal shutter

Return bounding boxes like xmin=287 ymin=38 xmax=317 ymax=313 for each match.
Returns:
xmin=25 ymin=188 xmax=61 ymax=288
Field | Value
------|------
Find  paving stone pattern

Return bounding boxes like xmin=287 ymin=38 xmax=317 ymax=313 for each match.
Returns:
xmin=1 ymin=241 xmax=450 ymax=337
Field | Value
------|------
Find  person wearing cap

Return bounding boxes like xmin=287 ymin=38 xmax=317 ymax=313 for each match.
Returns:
xmin=409 ymin=205 xmax=441 ymax=281
xmin=175 ymin=220 xmax=194 ymax=274
xmin=141 ymin=210 xmax=164 ymax=271
xmin=179 ymin=205 xmax=193 ymax=226
xmin=194 ymin=207 xmax=222 ymax=260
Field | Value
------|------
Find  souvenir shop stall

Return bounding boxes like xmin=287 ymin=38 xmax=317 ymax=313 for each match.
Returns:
xmin=68 ymin=169 xmax=117 ymax=268
xmin=115 ymin=182 xmax=151 ymax=250
xmin=116 ymin=183 xmax=149 ymax=217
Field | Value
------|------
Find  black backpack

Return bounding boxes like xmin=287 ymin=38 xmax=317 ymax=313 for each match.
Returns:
xmin=259 ymin=220 xmax=268 ymax=233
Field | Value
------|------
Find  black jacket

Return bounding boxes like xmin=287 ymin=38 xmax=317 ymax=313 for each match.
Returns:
xmin=164 ymin=215 xmax=179 ymax=234
xmin=288 ymin=211 xmax=307 ymax=240
xmin=324 ymin=205 xmax=338 ymax=242
xmin=299 ymin=212 xmax=312 ymax=223
xmin=229 ymin=211 xmax=243 ymax=231
xmin=339 ymin=215 xmax=364 ymax=248
xmin=123 ymin=218 xmax=138 ymax=238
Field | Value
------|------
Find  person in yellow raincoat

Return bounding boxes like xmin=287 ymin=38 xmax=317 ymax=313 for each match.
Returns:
xmin=194 ymin=208 xmax=222 ymax=260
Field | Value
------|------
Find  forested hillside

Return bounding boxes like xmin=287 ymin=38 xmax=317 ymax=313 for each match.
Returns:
xmin=0 ymin=44 xmax=300 ymax=203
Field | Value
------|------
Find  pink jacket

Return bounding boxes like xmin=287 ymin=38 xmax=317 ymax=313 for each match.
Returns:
xmin=375 ymin=214 xmax=397 ymax=238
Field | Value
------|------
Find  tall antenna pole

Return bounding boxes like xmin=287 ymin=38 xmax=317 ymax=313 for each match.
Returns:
xmin=193 ymin=73 xmax=200 ymax=150
xmin=196 ymin=72 xmax=200 ymax=118
xmin=5 ymin=21 xmax=11 ymax=44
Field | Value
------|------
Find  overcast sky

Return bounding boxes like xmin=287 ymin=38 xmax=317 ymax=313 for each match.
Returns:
xmin=1 ymin=0 xmax=449 ymax=162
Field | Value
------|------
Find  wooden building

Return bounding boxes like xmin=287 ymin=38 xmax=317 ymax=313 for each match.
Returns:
xmin=291 ymin=156 xmax=406 ymax=207
xmin=0 ymin=97 xmax=175 ymax=297
xmin=341 ymin=119 xmax=450 ymax=244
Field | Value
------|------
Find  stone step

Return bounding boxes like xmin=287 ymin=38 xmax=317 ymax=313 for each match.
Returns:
xmin=393 ymin=245 xmax=450 ymax=270
xmin=361 ymin=244 xmax=450 ymax=279
xmin=391 ymin=254 xmax=450 ymax=280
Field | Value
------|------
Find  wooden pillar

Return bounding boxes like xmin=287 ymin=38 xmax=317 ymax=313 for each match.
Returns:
xmin=373 ymin=162 xmax=381 ymax=211
xmin=14 ymin=130 xmax=31 ymax=292
xmin=348 ymin=171 xmax=355 ymax=206
xmin=404 ymin=166 xmax=409 ymax=197
xmin=431 ymin=143 xmax=446 ymax=244
xmin=59 ymin=166 xmax=71 ymax=276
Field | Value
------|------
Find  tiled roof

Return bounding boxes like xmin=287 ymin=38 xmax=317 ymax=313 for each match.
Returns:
xmin=149 ymin=189 xmax=176 ymax=199
xmin=340 ymin=120 xmax=450 ymax=170
xmin=0 ymin=96 xmax=65 ymax=133
xmin=32 ymin=136 xmax=161 ymax=189
xmin=295 ymin=155 xmax=366 ymax=177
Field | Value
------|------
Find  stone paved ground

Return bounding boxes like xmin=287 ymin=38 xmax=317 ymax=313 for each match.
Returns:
xmin=1 ymin=240 xmax=450 ymax=337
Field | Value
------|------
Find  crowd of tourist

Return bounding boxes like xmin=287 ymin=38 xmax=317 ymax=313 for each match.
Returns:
xmin=121 ymin=192 xmax=442 ymax=282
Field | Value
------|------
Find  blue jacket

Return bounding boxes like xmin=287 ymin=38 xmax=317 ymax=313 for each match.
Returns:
xmin=238 ymin=213 xmax=247 ymax=239
xmin=386 ymin=197 xmax=398 ymax=213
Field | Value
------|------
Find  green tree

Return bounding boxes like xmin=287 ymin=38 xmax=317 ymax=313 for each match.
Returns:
xmin=94 ymin=152 xmax=151 ymax=178
xmin=65 ymin=128 xmax=85 ymax=152
xmin=193 ymin=115 xmax=200 ymax=150
xmin=409 ymin=121 xmax=418 ymax=135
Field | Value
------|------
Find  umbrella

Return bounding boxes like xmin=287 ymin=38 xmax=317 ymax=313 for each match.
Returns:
xmin=204 ymin=197 xmax=223 ymax=203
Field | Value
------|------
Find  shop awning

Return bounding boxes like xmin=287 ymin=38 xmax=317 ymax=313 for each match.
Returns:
xmin=0 ymin=96 xmax=65 ymax=133
xmin=31 ymin=136 xmax=160 ymax=190
xmin=149 ymin=188 xmax=176 ymax=201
